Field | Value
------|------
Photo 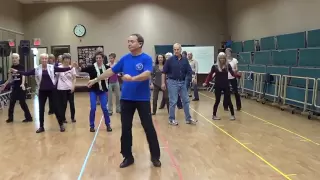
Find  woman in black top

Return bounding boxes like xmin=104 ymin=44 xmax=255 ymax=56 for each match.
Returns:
xmin=203 ymin=52 xmax=236 ymax=120
xmin=77 ymin=51 xmax=112 ymax=132
xmin=150 ymin=54 xmax=169 ymax=115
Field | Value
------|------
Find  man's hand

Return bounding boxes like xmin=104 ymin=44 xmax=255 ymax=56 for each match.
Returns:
xmin=192 ymin=78 xmax=197 ymax=84
xmin=161 ymin=83 xmax=166 ymax=91
xmin=20 ymin=84 xmax=26 ymax=90
xmin=122 ymin=74 xmax=133 ymax=81
xmin=150 ymin=83 xmax=154 ymax=89
xmin=202 ymin=83 xmax=207 ymax=87
xmin=10 ymin=68 xmax=18 ymax=73
xmin=87 ymin=78 xmax=97 ymax=88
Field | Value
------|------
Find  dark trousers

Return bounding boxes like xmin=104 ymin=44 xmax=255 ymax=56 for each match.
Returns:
xmin=152 ymin=85 xmax=169 ymax=113
xmin=120 ymin=100 xmax=160 ymax=159
xmin=38 ymin=89 xmax=63 ymax=127
xmin=8 ymin=87 xmax=32 ymax=120
xmin=48 ymin=94 xmax=54 ymax=113
xmin=223 ymin=78 xmax=241 ymax=109
xmin=57 ymin=90 xmax=75 ymax=121
xmin=213 ymin=87 xmax=235 ymax=116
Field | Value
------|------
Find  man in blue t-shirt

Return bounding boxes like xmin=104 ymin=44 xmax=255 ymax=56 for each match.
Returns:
xmin=87 ymin=33 xmax=161 ymax=169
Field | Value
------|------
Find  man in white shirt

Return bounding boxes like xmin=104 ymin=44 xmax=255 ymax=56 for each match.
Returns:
xmin=187 ymin=52 xmax=199 ymax=101
xmin=223 ymin=48 xmax=241 ymax=111
xmin=56 ymin=53 xmax=77 ymax=123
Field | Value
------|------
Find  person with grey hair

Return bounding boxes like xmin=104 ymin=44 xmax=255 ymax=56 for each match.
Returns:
xmin=187 ymin=52 xmax=199 ymax=101
xmin=56 ymin=53 xmax=77 ymax=123
xmin=203 ymin=52 xmax=236 ymax=120
xmin=159 ymin=52 xmax=183 ymax=109
xmin=0 ymin=53 xmax=32 ymax=123
xmin=162 ymin=43 xmax=197 ymax=126
xmin=11 ymin=53 xmax=77 ymax=133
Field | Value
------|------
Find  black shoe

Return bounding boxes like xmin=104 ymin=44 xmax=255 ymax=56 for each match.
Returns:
xmin=60 ymin=125 xmax=65 ymax=132
xmin=63 ymin=120 xmax=68 ymax=123
xmin=6 ymin=119 xmax=13 ymax=123
xmin=108 ymin=112 xmax=113 ymax=116
xmin=152 ymin=112 xmax=156 ymax=115
xmin=36 ymin=127 xmax=45 ymax=133
xmin=22 ymin=118 xmax=33 ymax=123
xmin=48 ymin=112 xmax=54 ymax=115
xmin=120 ymin=157 xmax=134 ymax=168
xmin=90 ymin=127 xmax=95 ymax=132
xmin=237 ymin=107 xmax=241 ymax=111
xmin=151 ymin=158 xmax=161 ymax=167
xmin=224 ymin=108 xmax=228 ymax=111
xmin=192 ymin=98 xmax=199 ymax=101
xmin=159 ymin=106 xmax=164 ymax=109
xmin=71 ymin=119 xmax=76 ymax=123
xmin=106 ymin=125 xmax=112 ymax=132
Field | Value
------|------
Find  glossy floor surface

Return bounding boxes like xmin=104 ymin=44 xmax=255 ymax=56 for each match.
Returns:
xmin=1 ymin=91 xmax=320 ymax=180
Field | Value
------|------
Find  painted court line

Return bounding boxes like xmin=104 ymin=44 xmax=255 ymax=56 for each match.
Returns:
xmin=199 ymin=92 xmax=320 ymax=146
xmin=189 ymin=107 xmax=293 ymax=180
xmin=77 ymin=115 xmax=104 ymax=180
xmin=153 ymin=118 xmax=184 ymax=180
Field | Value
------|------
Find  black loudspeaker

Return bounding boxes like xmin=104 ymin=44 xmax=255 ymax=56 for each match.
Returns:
xmin=0 ymin=41 xmax=11 ymax=56
xmin=20 ymin=40 xmax=31 ymax=55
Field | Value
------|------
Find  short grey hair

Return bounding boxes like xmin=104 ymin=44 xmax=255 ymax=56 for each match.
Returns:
xmin=62 ymin=53 xmax=71 ymax=60
xmin=12 ymin=53 xmax=20 ymax=59
xmin=165 ymin=52 xmax=173 ymax=57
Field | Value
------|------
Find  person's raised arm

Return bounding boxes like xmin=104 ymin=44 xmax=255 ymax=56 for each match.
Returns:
xmin=132 ymin=56 xmax=153 ymax=81
xmin=54 ymin=65 xmax=72 ymax=73
xmin=16 ymin=68 xmax=35 ymax=76
xmin=204 ymin=65 xmax=216 ymax=85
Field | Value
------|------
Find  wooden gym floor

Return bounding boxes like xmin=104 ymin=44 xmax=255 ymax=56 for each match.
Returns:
xmin=1 ymin=91 xmax=320 ymax=180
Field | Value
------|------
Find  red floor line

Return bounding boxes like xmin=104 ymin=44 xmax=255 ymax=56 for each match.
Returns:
xmin=153 ymin=119 xmax=184 ymax=180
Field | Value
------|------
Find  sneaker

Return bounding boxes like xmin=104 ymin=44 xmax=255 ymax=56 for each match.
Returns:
xmin=230 ymin=116 xmax=236 ymax=120
xmin=186 ymin=119 xmax=198 ymax=124
xmin=212 ymin=116 xmax=221 ymax=120
xmin=169 ymin=120 xmax=178 ymax=126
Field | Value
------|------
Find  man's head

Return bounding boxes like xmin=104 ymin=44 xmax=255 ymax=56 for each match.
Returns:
xmin=62 ymin=53 xmax=71 ymax=65
xmin=96 ymin=47 xmax=103 ymax=53
xmin=95 ymin=51 xmax=104 ymax=65
xmin=173 ymin=43 xmax=182 ymax=56
xmin=225 ymin=48 xmax=232 ymax=57
xmin=57 ymin=55 xmax=62 ymax=63
xmin=128 ymin=33 xmax=144 ymax=52
xmin=12 ymin=53 xmax=20 ymax=65
xmin=48 ymin=54 xmax=55 ymax=64
xmin=182 ymin=51 xmax=187 ymax=58
xmin=165 ymin=52 xmax=173 ymax=60
xmin=109 ymin=53 xmax=116 ymax=63
xmin=187 ymin=52 xmax=193 ymax=60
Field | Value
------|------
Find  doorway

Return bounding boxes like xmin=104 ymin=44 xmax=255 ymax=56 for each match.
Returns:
xmin=51 ymin=45 xmax=70 ymax=58
xmin=31 ymin=47 xmax=47 ymax=68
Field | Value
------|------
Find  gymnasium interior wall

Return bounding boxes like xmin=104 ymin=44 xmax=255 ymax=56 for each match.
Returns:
xmin=22 ymin=0 xmax=228 ymax=60
xmin=226 ymin=0 xmax=320 ymax=41
xmin=0 ymin=0 xmax=24 ymax=81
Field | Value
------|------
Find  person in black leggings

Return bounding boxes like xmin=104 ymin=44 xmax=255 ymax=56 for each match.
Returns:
xmin=203 ymin=52 xmax=236 ymax=120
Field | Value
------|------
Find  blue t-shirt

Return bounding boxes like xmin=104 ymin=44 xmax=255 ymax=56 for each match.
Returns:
xmin=112 ymin=53 xmax=153 ymax=101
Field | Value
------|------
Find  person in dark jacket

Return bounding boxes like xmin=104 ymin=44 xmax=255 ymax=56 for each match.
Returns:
xmin=203 ymin=52 xmax=236 ymax=120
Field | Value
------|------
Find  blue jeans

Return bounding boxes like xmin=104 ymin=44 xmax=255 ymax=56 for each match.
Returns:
xmin=167 ymin=79 xmax=191 ymax=122
xmin=89 ymin=91 xmax=111 ymax=128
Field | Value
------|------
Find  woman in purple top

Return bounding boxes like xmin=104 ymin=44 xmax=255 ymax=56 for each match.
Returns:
xmin=11 ymin=53 xmax=76 ymax=133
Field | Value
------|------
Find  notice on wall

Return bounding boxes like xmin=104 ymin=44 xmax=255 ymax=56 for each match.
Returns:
xmin=77 ymin=46 xmax=104 ymax=68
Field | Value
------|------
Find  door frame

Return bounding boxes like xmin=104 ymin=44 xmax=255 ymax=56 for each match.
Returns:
xmin=50 ymin=45 xmax=71 ymax=54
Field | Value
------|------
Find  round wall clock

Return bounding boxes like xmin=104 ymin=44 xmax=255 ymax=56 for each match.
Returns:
xmin=73 ymin=24 xmax=86 ymax=37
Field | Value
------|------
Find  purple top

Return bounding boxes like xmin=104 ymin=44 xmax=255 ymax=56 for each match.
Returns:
xmin=19 ymin=66 xmax=71 ymax=90
xmin=108 ymin=73 xmax=118 ymax=83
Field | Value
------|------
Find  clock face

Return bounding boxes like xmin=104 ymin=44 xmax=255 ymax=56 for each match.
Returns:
xmin=74 ymin=24 xmax=86 ymax=37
